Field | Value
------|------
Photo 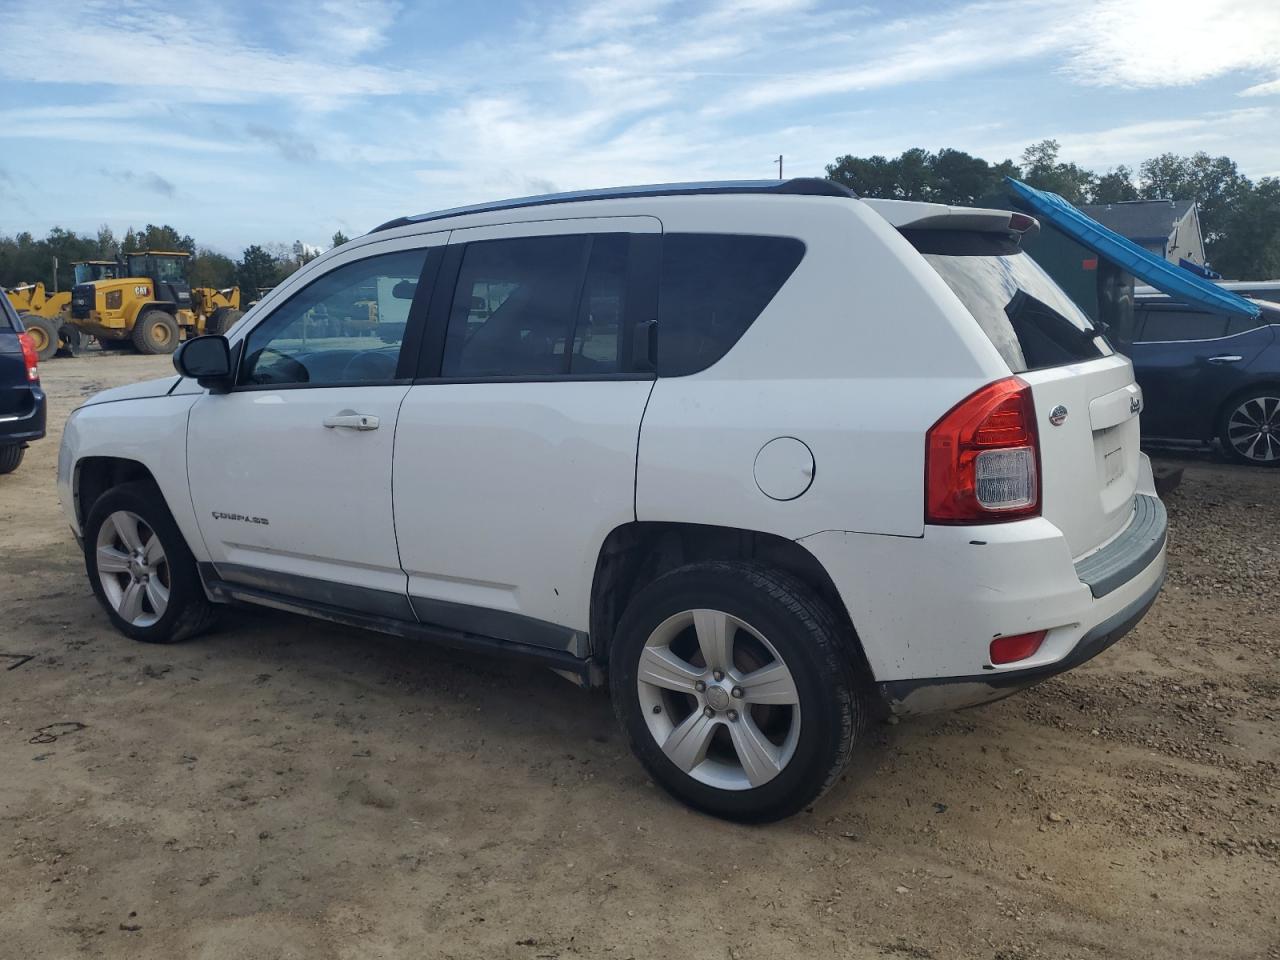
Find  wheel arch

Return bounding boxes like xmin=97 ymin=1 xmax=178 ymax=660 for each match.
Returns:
xmin=74 ymin=456 xmax=161 ymax=531
xmin=588 ymin=521 xmax=873 ymax=679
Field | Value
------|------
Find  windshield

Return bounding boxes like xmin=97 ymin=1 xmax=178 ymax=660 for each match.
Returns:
xmin=907 ymin=229 xmax=1112 ymax=373
xmin=128 ymin=255 xmax=186 ymax=283
xmin=75 ymin=263 xmax=118 ymax=284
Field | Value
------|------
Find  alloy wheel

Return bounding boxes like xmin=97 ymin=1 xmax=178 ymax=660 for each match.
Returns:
xmin=1226 ymin=395 xmax=1280 ymax=463
xmin=636 ymin=608 xmax=801 ymax=791
xmin=95 ymin=510 xmax=170 ymax=627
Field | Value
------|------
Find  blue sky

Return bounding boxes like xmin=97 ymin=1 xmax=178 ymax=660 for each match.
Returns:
xmin=1 ymin=0 xmax=1278 ymax=255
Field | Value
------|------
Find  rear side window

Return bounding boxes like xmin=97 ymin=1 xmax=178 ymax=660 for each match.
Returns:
xmin=442 ymin=234 xmax=633 ymax=377
xmin=1136 ymin=308 xmax=1227 ymax=342
xmin=0 ymin=296 xmax=15 ymax=330
xmin=658 ymin=234 xmax=805 ymax=376
xmin=907 ymin=229 xmax=1111 ymax=373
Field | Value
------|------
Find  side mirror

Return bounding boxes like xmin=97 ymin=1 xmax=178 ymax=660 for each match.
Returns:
xmin=174 ymin=335 xmax=233 ymax=392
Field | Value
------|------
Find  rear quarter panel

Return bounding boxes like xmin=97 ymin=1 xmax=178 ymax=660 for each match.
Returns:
xmin=636 ymin=196 xmax=1006 ymax=539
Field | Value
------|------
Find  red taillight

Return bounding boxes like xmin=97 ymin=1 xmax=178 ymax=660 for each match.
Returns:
xmin=17 ymin=332 xmax=39 ymax=382
xmin=990 ymin=630 xmax=1046 ymax=665
xmin=926 ymin=376 xmax=1040 ymax=524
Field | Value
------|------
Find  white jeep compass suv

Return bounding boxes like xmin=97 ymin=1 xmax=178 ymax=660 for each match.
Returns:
xmin=58 ymin=179 xmax=1167 ymax=822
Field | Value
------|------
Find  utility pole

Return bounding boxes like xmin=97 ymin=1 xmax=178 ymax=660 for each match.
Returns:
xmin=52 ymin=257 xmax=59 ymax=293
xmin=775 ymin=155 xmax=783 ymax=179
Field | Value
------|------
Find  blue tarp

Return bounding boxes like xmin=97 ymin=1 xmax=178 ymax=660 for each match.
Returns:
xmin=1005 ymin=177 xmax=1260 ymax=319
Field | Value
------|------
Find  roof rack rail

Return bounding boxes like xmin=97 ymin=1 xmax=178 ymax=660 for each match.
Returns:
xmin=371 ymin=177 xmax=855 ymax=233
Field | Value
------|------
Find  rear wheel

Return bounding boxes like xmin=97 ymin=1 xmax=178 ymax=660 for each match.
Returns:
xmin=20 ymin=315 xmax=59 ymax=361
xmin=57 ymin=323 xmax=82 ymax=357
xmin=1219 ymin=389 xmax=1280 ymax=466
xmin=132 ymin=310 xmax=180 ymax=355
xmin=0 ymin=444 xmax=25 ymax=475
xmin=206 ymin=307 xmax=243 ymax=336
xmin=83 ymin=482 xmax=216 ymax=643
xmin=609 ymin=561 xmax=866 ymax=822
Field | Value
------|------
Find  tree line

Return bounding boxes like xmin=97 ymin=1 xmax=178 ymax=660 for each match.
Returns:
xmin=0 ymin=224 xmax=352 ymax=300
xmin=826 ymin=140 xmax=1280 ymax=279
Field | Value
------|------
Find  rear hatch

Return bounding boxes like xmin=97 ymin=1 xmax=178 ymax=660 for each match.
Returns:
xmin=905 ymin=221 xmax=1140 ymax=560
xmin=0 ymin=303 xmax=36 ymax=418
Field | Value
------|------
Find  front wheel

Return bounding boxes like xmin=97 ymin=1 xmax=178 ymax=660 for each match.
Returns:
xmin=132 ymin=310 xmax=180 ymax=355
xmin=0 ymin=444 xmax=25 ymax=475
xmin=83 ymin=482 xmax=216 ymax=643
xmin=609 ymin=561 xmax=866 ymax=822
xmin=1219 ymin=390 xmax=1280 ymax=466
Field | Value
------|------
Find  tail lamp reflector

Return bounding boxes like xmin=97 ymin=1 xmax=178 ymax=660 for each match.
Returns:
xmin=990 ymin=631 xmax=1047 ymax=665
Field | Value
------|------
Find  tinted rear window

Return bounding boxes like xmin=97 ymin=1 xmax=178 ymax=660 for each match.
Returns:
xmin=658 ymin=233 xmax=804 ymax=376
xmin=907 ymin=229 xmax=1111 ymax=373
xmin=0 ymin=296 xmax=17 ymax=330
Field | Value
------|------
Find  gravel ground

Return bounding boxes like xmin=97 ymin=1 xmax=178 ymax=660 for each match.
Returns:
xmin=0 ymin=351 xmax=1277 ymax=960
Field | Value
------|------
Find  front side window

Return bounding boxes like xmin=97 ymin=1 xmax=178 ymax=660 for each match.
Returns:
xmin=442 ymin=234 xmax=632 ymax=377
xmin=657 ymin=234 xmax=805 ymax=376
xmin=240 ymin=248 xmax=428 ymax=387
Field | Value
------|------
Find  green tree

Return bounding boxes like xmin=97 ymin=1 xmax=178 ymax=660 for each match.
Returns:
xmin=331 ymin=230 xmax=350 ymax=248
xmin=136 ymin=223 xmax=196 ymax=254
xmin=1092 ymin=166 xmax=1139 ymax=204
xmin=826 ymin=147 xmax=1017 ymax=204
xmin=188 ymin=248 xmax=238 ymax=289
xmin=237 ymin=244 xmax=278 ymax=299
xmin=1208 ymin=178 xmax=1280 ymax=279
xmin=96 ymin=224 xmax=120 ymax=260
xmin=1138 ymin=152 xmax=1250 ymax=247
xmin=1019 ymin=139 xmax=1096 ymax=204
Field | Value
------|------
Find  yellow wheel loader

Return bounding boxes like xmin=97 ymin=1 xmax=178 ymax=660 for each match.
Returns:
xmin=4 ymin=261 xmax=119 ymax=360
xmin=69 ymin=251 xmax=242 ymax=355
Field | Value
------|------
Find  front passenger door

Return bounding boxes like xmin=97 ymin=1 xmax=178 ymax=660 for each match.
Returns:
xmin=187 ymin=236 xmax=443 ymax=617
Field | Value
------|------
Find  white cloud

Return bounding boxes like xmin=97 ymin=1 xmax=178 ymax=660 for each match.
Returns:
xmin=0 ymin=0 xmax=436 ymax=108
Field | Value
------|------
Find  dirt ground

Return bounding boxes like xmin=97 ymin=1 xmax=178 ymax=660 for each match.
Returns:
xmin=1 ymin=351 xmax=1277 ymax=960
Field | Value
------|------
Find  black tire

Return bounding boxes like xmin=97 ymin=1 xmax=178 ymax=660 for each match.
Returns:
xmin=83 ymin=481 xmax=216 ymax=643
xmin=609 ymin=561 xmax=867 ymax=823
xmin=206 ymin=307 xmax=243 ymax=336
xmin=57 ymin=323 xmax=82 ymax=357
xmin=0 ymin=444 xmax=25 ymax=475
xmin=132 ymin=310 xmax=180 ymax=355
xmin=21 ymin=314 xmax=59 ymax=361
xmin=1218 ymin=388 xmax=1280 ymax=467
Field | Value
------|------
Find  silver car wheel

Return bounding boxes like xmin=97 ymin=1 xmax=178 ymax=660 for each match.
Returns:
xmin=95 ymin=510 xmax=170 ymax=627
xmin=1226 ymin=395 xmax=1280 ymax=463
xmin=636 ymin=608 xmax=801 ymax=791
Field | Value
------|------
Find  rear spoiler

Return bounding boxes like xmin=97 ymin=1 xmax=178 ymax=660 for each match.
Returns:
xmin=861 ymin=199 xmax=1039 ymax=240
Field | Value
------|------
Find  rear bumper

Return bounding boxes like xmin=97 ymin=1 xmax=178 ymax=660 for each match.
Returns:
xmin=877 ymin=556 xmax=1164 ymax=714
xmin=798 ymin=460 xmax=1168 ymax=716
xmin=0 ymin=387 xmax=46 ymax=444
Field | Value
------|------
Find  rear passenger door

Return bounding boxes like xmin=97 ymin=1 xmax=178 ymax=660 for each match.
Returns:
xmin=1130 ymin=304 xmax=1269 ymax=440
xmin=392 ymin=217 xmax=660 ymax=654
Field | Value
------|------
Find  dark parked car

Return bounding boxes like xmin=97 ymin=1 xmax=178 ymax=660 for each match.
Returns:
xmin=1129 ymin=295 xmax=1280 ymax=466
xmin=0 ymin=295 xmax=46 ymax=474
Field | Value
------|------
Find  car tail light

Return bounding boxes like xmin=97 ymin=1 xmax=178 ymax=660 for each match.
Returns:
xmin=926 ymin=376 xmax=1040 ymax=524
xmin=17 ymin=332 xmax=39 ymax=382
xmin=990 ymin=630 xmax=1046 ymax=665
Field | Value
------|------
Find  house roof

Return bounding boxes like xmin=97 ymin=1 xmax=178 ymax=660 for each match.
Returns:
xmin=1078 ymin=198 xmax=1195 ymax=243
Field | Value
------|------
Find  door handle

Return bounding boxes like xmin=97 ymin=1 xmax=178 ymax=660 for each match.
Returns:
xmin=322 ymin=413 xmax=380 ymax=430
xmin=1207 ymin=355 xmax=1243 ymax=364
